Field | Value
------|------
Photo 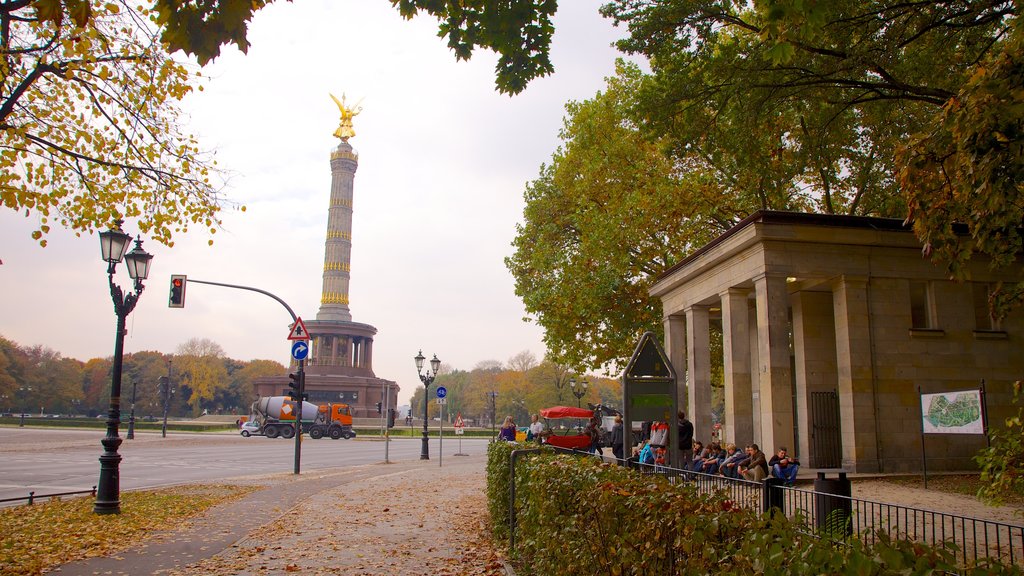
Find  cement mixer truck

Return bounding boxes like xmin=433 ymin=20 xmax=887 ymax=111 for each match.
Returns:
xmin=250 ymin=396 xmax=356 ymax=440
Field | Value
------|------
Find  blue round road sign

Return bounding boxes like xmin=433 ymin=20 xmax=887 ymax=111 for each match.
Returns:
xmin=436 ymin=386 xmax=447 ymax=399
xmin=291 ymin=340 xmax=309 ymax=360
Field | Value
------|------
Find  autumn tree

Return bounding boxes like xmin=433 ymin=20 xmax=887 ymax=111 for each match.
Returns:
xmin=15 ymin=345 xmax=83 ymax=413
xmin=2 ymin=0 xmax=227 ymax=246
xmin=225 ymin=359 xmax=286 ymax=412
xmin=80 ymin=357 xmax=112 ymax=414
xmin=150 ymin=0 xmax=557 ymax=94
xmin=603 ymin=0 xmax=1022 ymax=310
xmin=174 ymin=337 xmax=228 ymax=416
xmin=507 ymin=63 xmax=724 ymax=372
xmin=122 ymin=351 xmax=173 ymax=417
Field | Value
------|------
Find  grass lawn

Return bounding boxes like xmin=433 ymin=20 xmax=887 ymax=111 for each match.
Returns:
xmin=0 ymin=484 xmax=256 ymax=576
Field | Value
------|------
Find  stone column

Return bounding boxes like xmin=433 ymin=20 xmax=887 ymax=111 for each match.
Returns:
xmin=754 ymin=274 xmax=795 ymax=453
xmin=685 ymin=305 xmax=713 ymax=439
xmin=664 ymin=314 xmax=687 ymax=415
xmin=832 ymin=275 xmax=879 ymax=472
xmin=317 ymin=142 xmax=358 ymax=322
xmin=792 ymin=290 xmax=838 ymax=466
xmin=365 ymin=338 xmax=373 ymax=371
xmin=721 ymin=288 xmax=753 ymax=445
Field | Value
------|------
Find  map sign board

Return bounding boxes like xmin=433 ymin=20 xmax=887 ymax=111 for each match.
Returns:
xmin=622 ymin=331 xmax=678 ymax=467
xmin=921 ymin=389 xmax=984 ymax=434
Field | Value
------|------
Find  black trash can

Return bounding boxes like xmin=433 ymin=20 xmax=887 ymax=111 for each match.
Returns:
xmin=814 ymin=471 xmax=852 ymax=537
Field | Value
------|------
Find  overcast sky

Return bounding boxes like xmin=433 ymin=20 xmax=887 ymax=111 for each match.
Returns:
xmin=0 ymin=0 xmax=639 ymax=404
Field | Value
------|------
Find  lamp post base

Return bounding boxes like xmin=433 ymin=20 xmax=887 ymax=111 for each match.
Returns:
xmin=94 ymin=434 xmax=123 ymax=514
xmin=420 ymin=430 xmax=430 ymax=460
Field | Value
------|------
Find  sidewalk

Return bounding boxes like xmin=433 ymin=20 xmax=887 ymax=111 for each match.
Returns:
xmin=52 ymin=454 xmax=506 ymax=576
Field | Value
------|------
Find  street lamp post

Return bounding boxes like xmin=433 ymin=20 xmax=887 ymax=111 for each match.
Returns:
xmin=414 ymin=350 xmax=441 ymax=460
xmin=488 ymin=390 xmax=498 ymax=441
xmin=94 ymin=222 xmax=153 ymax=515
xmin=126 ymin=381 xmax=137 ymax=440
xmin=18 ymin=386 xmax=31 ymax=427
xmin=161 ymin=360 xmax=174 ymax=438
xmin=570 ymin=377 xmax=589 ymax=409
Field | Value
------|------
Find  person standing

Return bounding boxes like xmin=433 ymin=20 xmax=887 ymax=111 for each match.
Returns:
xmin=678 ymin=411 xmax=693 ymax=468
xmin=528 ymin=414 xmax=545 ymax=443
xmin=498 ymin=416 xmax=516 ymax=442
xmin=611 ymin=415 xmax=625 ymax=464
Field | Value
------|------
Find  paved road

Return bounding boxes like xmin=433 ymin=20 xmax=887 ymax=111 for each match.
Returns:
xmin=0 ymin=427 xmax=488 ymax=504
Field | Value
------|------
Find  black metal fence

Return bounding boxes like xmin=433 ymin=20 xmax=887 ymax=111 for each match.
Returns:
xmin=0 ymin=486 xmax=96 ymax=507
xmin=515 ymin=448 xmax=1024 ymax=570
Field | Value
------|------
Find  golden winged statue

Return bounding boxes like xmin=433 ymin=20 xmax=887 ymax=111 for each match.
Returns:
xmin=330 ymin=93 xmax=363 ymax=141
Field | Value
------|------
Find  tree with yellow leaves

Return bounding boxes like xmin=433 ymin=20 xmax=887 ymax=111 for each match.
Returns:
xmin=1 ymin=0 xmax=228 ymax=246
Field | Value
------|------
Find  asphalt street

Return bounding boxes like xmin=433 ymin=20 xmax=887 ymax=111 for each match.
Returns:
xmin=0 ymin=427 xmax=489 ymax=504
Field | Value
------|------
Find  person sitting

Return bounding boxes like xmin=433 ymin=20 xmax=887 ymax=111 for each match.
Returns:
xmin=699 ymin=442 xmax=726 ymax=475
xmin=686 ymin=440 xmax=705 ymax=472
xmin=528 ymin=414 xmax=545 ymax=443
xmin=638 ymin=440 xmax=656 ymax=470
xmin=738 ymin=443 xmax=769 ymax=482
xmin=719 ymin=443 xmax=746 ymax=478
xmin=768 ymin=446 xmax=800 ymax=486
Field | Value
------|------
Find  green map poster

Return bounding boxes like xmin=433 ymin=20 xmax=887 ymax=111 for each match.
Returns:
xmin=920 ymin=390 xmax=984 ymax=434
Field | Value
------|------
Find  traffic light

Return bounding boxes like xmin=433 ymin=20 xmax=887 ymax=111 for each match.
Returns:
xmin=168 ymin=275 xmax=187 ymax=308
xmin=375 ymin=401 xmax=382 ymax=415
xmin=287 ymin=372 xmax=301 ymax=400
xmin=387 ymin=408 xmax=396 ymax=429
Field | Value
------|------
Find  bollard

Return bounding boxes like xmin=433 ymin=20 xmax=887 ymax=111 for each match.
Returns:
xmin=27 ymin=491 xmax=35 ymax=505
xmin=762 ymin=477 xmax=785 ymax=517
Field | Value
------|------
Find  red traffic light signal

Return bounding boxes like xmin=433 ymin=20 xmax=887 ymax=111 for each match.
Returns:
xmin=168 ymin=275 xmax=187 ymax=308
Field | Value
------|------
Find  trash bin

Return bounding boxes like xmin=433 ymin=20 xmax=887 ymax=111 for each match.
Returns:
xmin=814 ymin=471 xmax=852 ymax=537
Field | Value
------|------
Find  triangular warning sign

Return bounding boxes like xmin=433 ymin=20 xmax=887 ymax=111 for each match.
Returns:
xmin=453 ymin=412 xmax=465 ymax=428
xmin=288 ymin=317 xmax=310 ymax=341
xmin=623 ymin=331 xmax=674 ymax=379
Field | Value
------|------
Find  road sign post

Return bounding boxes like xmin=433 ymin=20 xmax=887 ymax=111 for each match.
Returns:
xmin=436 ymin=387 xmax=447 ymax=468
xmin=454 ymin=412 xmax=467 ymax=456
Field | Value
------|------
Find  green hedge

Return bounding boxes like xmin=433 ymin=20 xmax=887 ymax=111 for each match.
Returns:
xmin=488 ymin=450 xmax=1021 ymax=576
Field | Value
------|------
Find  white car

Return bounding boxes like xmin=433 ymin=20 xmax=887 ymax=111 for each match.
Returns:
xmin=240 ymin=421 xmax=262 ymax=437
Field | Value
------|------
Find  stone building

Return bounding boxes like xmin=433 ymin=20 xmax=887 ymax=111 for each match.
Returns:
xmin=649 ymin=211 xmax=1022 ymax=472
xmin=254 ymin=99 xmax=398 ymax=416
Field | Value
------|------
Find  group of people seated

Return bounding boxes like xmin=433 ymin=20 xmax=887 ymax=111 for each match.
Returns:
xmin=683 ymin=442 xmax=800 ymax=485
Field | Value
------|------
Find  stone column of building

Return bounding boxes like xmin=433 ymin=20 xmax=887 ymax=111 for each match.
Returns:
xmin=316 ymin=140 xmax=357 ymax=323
xmin=831 ymin=275 xmax=880 ymax=472
xmin=792 ymin=290 xmax=839 ymax=467
xmin=685 ymin=305 xmax=713 ymax=440
xmin=721 ymin=288 xmax=754 ymax=445
xmin=754 ymin=274 xmax=796 ymax=453
xmin=663 ymin=314 xmax=687 ymax=416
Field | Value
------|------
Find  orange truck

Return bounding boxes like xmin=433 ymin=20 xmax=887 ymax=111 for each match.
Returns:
xmin=250 ymin=396 xmax=356 ymax=440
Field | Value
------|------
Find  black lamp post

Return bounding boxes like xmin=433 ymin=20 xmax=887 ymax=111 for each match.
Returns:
xmin=126 ymin=381 xmax=137 ymax=440
xmin=570 ymin=377 xmax=588 ymax=408
xmin=18 ymin=385 xmax=32 ymax=427
xmin=94 ymin=222 xmax=153 ymax=515
xmin=414 ymin=350 xmax=441 ymax=460
xmin=161 ymin=359 xmax=174 ymax=438
xmin=488 ymin=390 xmax=498 ymax=441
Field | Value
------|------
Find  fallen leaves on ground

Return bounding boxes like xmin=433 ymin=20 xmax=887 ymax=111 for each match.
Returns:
xmin=165 ymin=463 xmax=506 ymax=576
xmin=0 ymin=484 xmax=256 ymax=576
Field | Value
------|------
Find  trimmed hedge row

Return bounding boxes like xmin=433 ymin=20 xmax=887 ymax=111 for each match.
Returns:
xmin=487 ymin=443 xmax=1021 ymax=576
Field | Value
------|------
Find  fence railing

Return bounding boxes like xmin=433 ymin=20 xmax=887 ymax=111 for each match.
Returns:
xmin=0 ymin=486 xmax=96 ymax=506
xmin=514 ymin=448 xmax=1024 ymax=571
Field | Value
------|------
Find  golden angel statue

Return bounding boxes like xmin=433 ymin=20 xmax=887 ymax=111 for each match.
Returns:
xmin=331 ymin=93 xmax=363 ymax=141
